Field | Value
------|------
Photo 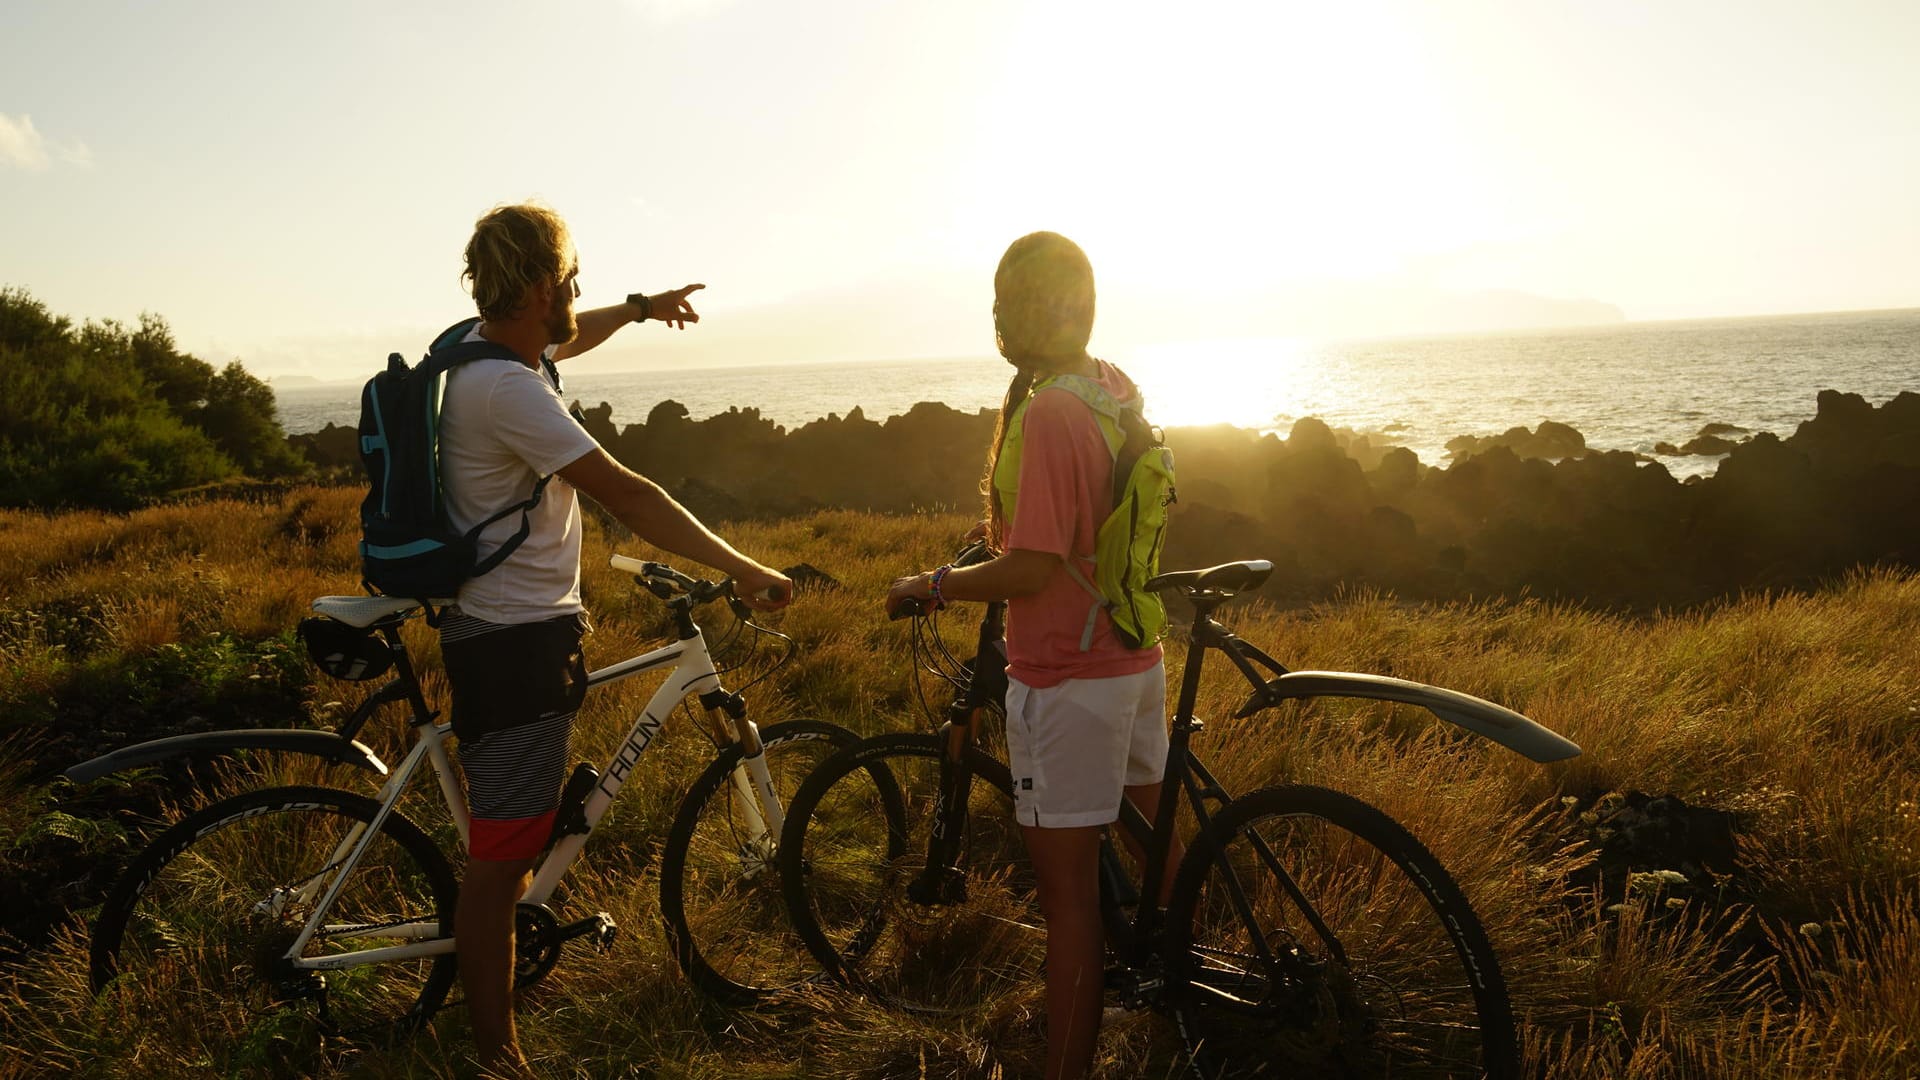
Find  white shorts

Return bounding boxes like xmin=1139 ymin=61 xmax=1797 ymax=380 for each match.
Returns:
xmin=1004 ymin=660 xmax=1169 ymax=828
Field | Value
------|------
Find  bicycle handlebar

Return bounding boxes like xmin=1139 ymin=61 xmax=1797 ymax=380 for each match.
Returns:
xmin=888 ymin=539 xmax=998 ymax=620
xmin=609 ymin=554 xmax=787 ymax=607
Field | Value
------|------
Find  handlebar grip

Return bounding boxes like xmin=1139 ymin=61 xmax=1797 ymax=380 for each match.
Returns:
xmin=748 ymin=584 xmax=789 ymax=605
xmin=952 ymin=539 xmax=995 ymax=569
xmin=889 ymin=597 xmax=929 ymax=621
xmin=611 ymin=554 xmax=702 ymax=594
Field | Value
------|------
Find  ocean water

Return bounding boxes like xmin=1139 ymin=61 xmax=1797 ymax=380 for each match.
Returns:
xmin=275 ymin=308 xmax=1920 ymax=479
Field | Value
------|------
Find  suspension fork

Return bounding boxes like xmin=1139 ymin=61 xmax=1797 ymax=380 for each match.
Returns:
xmin=699 ymin=688 xmax=782 ymax=854
xmin=909 ymin=702 xmax=983 ymax=904
xmin=910 ymin=600 xmax=1004 ymax=904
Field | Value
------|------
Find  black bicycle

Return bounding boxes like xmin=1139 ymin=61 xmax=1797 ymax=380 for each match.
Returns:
xmin=778 ymin=554 xmax=1581 ymax=1077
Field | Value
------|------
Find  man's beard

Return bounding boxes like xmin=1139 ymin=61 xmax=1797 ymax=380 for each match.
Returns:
xmin=547 ymin=292 xmax=578 ymax=345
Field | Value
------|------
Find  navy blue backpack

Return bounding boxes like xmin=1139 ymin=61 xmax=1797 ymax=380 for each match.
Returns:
xmin=357 ymin=318 xmax=553 ymax=604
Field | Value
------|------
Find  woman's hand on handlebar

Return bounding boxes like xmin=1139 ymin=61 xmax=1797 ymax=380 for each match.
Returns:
xmin=886 ymin=572 xmax=936 ymax=620
xmin=887 ymin=534 xmax=1007 ymax=618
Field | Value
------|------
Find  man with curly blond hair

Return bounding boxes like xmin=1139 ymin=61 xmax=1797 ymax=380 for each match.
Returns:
xmin=442 ymin=202 xmax=790 ymax=1074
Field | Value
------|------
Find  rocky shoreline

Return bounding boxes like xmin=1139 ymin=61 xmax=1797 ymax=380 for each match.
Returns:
xmin=289 ymin=388 xmax=1920 ymax=610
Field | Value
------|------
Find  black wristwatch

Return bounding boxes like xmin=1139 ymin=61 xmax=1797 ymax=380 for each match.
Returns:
xmin=625 ymin=292 xmax=654 ymax=322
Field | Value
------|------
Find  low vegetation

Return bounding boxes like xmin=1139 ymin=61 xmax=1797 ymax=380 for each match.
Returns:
xmin=1 ymin=489 xmax=1917 ymax=1077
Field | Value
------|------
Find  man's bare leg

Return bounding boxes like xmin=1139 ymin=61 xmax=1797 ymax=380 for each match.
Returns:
xmin=458 ymin=857 xmax=536 ymax=1073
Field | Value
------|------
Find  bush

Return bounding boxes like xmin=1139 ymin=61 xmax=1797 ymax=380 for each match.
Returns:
xmin=0 ymin=288 xmax=308 ymax=510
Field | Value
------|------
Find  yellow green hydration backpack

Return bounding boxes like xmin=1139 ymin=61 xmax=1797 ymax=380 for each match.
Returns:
xmin=1000 ymin=372 xmax=1177 ymax=650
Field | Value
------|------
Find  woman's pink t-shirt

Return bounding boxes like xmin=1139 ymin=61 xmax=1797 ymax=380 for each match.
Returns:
xmin=1002 ymin=363 xmax=1165 ymax=689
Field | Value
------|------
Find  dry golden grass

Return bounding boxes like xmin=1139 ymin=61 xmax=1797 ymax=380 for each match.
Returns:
xmin=2 ymin=490 xmax=1918 ymax=1077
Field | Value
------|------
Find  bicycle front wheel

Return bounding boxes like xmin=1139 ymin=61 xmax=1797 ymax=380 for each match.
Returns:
xmin=89 ymin=785 xmax=459 ymax=1056
xmin=778 ymin=731 xmax=1042 ymax=1013
xmin=1166 ymin=785 xmax=1517 ymax=1079
xmin=658 ymin=718 xmax=864 ymax=1004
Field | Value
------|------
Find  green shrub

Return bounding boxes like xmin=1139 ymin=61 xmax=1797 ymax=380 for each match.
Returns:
xmin=0 ymin=288 xmax=307 ymax=510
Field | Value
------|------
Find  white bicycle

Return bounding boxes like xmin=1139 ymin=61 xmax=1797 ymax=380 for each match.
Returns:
xmin=69 ymin=555 xmax=866 ymax=1049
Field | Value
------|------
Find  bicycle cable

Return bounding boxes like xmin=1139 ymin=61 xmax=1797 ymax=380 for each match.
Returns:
xmin=717 ymin=604 xmax=797 ymax=697
xmin=907 ymin=604 xmax=975 ymax=728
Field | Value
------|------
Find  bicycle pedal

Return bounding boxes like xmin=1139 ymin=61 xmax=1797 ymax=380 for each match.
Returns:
xmin=555 ymin=912 xmax=619 ymax=952
xmin=1103 ymin=964 xmax=1163 ymax=1007
xmin=274 ymin=970 xmax=328 ymax=1004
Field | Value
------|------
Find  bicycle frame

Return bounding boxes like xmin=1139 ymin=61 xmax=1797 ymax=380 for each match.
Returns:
xmin=1111 ymin=597 xmax=1296 ymax=993
xmin=1118 ymin=572 xmax=1580 ymax=1003
xmin=856 ymin=557 xmax=1574 ymax=1037
xmin=278 ymin=594 xmax=787 ymax=975
xmin=912 ymin=565 xmax=1578 ymax=990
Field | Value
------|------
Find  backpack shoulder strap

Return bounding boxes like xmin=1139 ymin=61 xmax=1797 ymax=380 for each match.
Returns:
xmin=419 ymin=317 xmax=525 ymax=378
xmin=1031 ymin=374 xmax=1132 ymax=462
xmin=429 ymin=317 xmax=483 ymax=352
xmin=420 ymin=316 xmax=554 ymax=576
xmin=1033 ymin=373 xmax=1124 ymax=422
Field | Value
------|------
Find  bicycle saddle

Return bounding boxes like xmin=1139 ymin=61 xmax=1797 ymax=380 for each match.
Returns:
xmin=311 ymin=595 xmax=433 ymax=628
xmin=1146 ymin=560 xmax=1273 ymax=596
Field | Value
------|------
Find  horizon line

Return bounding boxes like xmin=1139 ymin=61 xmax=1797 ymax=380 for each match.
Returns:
xmin=264 ymin=302 xmax=1920 ymax=384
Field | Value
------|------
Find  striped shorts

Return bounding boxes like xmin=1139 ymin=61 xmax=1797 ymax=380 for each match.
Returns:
xmin=440 ymin=609 xmax=588 ymax=861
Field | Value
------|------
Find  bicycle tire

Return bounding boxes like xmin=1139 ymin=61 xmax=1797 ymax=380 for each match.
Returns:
xmin=1164 ymin=784 xmax=1518 ymax=1079
xmin=89 ymin=784 xmax=459 ymax=1056
xmin=777 ymin=731 xmax=1048 ymax=1013
xmin=657 ymin=718 xmax=867 ymax=1004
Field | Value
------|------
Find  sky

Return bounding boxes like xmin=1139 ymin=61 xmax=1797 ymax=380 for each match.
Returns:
xmin=2 ymin=0 xmax=1917 ymax=379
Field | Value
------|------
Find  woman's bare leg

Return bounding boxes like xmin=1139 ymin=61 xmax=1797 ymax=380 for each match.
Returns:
xmin=1023 ymin=823 xmax=1106 ymax=1080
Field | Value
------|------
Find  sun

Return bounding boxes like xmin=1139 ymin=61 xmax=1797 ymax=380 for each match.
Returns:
xmin=943 ymin=2 xmax=1510 ymax=332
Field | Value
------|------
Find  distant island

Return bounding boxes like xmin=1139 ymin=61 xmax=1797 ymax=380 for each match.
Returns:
xmin=1449 ymin=288 xmax=1626 ymax=329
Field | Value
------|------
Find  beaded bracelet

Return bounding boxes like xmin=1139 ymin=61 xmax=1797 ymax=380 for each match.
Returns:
xmin=928 ymin=563 xmax=953 ymax=610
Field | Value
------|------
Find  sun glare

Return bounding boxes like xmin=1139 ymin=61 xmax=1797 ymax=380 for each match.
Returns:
xmin=1120 ymin=336 xmax=1317 ymax=431
xmin=955 ymin=1 xmax=1498 ymax=303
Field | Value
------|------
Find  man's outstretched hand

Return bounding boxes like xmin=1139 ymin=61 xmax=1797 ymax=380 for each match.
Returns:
xmin=647 ymin=283 xmax=705 ymax=329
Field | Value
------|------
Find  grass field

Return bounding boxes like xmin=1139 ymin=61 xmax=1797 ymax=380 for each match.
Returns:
xmin=2 ymin=486 xmax=1917 ymax=1078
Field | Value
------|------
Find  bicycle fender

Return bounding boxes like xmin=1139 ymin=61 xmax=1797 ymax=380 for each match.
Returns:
xmin=1237 ymin=671 xmax=1582 ymax=763
xmin=63 ymin=729 xmax=391 ymax=784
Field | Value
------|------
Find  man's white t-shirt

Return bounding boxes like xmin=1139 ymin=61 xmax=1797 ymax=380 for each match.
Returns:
xmin=437 ymin=327 xmax=598 ymax=624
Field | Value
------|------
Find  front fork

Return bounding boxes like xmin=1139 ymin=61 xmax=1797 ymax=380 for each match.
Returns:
xmin=700 ymin=689 xmax=782 ymax=868
xmin=909 ymin=704 xmax=983 ymax=905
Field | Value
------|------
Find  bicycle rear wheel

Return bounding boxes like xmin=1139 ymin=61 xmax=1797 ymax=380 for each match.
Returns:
xmin=1166 ymin=784 xmax=1517 ymax=1079
xmin=778 ymin=731 xmax=1042 ymax=1013
xmin=89 ymin=784 xmax=458 ymax=1056
xmin=658 ymin=718 xmax=864 ymax=1003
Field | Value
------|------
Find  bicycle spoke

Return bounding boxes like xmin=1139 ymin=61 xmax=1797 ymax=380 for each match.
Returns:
xmin=1169 ymin=786 xmax=1515 ymax=1079
xmin=91 ymin=787 xmax=457 ymax=1067
xmin=659 ymin=720 xmax=861 ymax=1003
xmin=784 ymin=734 xmax=1043 ymax=1014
